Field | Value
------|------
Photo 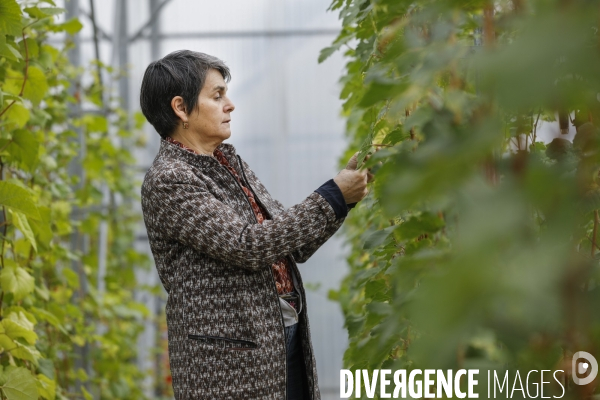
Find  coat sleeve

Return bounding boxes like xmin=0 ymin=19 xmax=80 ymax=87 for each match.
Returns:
xmin=255 ymin=197 xmax=343 ymax=264
xmin=290 ymin=215 xmax=346 ymax=263
xmin=236 ymin=157 xmax=354 ymax=264
xmin=288 ymin=180 xmax=356 ymax=263
xmin=141 ymin=177 xmax=343 ymax=271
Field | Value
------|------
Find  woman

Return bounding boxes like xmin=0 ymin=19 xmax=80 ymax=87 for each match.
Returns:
xmin=139 ymin=50 xmax=373 ymax=400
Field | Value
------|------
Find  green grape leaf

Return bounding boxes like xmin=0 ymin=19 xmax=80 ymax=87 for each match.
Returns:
xmin=1 ymin=367 xmax=38 ymax=400
xmin=0 ymin=35 xmax=21 ymax=60
xmin=363 ymin=225 xmax=396 ymax=249
xmin=359 ymin=83 xmax=402 ymax=108
xmin=35 ymin=374 xmax=55 ymax=400
xmin=23 ymin=7 xmax=47 ymax=18
xmin=30 ymin=308 xmax=67 ymax=334
xmin=0 ymin=318 xmax=37 ymax=345
xmin=133 ymin=111 xmax=146 ymax=130
xmin=0 ymin=261 xmax=35 ymax=301
xmin=18 ymin=38 xmax=38 ymax=59
xmin=38 ymin=7 xmax=65 ymax=15
xmin=81 ymin=386 xmax=92 ymax=400
xmin=4 ymin=67 xmax=48 ymax=105
xmin=82 ymin=114 xmax=107 ymax=132
xmin=319 ymin=45 xmax=340 ymax=64
xmin=7 ymin=344 xmax=41 ymax=364
xmin=0 ymin=0 xmax=22 ymax=36
xmin=365 ymin=278 xmax=391 ymax=302
xmin=29 ymin=206 xmax=51 ymax=251
xmin=22 ymin=66 xmax=48 ymax=105
xmin=3 ymin=103 xmax=30 ymax=129
xmin=0 ymin=331 xmax=15 ymax=352
xmin=55 ymin=18 xmax=82 ymax=34
xmin=6 ymin=130 xmax=40 ymax=172
xmin=9 ymin=210 xmax=37 ymax=253
xmin=0 ymin=181 xmax=40 ymax=220
xmin=36 ymin=360 xmax=54 ymax=381
xmin=393 ymin=212 xmax=445 ymax=241
xmin=61 ymin=268 xmax=79 ymax=290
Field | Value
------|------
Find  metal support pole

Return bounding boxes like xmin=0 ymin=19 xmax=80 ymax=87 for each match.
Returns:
xmin=65 ymin=0 xmax=92 ymax=395
xmin=148 ymin=0 xmax=165 ymax=397
xmin=118 ymin=0 xmax=130 ymax=118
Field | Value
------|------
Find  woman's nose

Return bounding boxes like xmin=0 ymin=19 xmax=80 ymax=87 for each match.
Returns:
xmin=225 ymin=99 xmax=235 ymax=113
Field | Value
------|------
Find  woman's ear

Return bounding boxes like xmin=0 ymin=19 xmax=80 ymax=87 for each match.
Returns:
xmin=171 ymin=96 xmax=188 ymax=123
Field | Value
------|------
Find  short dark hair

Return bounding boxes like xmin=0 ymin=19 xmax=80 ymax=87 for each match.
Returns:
xmin=139 ymin=50 xmax=231 ymax=138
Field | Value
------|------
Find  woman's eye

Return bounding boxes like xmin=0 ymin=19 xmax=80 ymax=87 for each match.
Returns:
xmin=215 ymin=95 xmax=222 ymax=100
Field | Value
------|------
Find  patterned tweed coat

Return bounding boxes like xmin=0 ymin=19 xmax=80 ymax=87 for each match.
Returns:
xmin=141 ymin=138 xmax=347 ymax=399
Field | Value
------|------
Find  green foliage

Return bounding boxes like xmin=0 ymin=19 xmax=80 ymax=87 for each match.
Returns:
xmin=0 ymin=2 xmax=153 ymax=399
xmin=325 ymin=0 xmax=600 ymax=397
xmin=1 ymin=367 xmax=38 ymax=400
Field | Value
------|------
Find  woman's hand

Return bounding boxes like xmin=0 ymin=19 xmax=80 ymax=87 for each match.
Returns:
xmin=333 ymin=149 xmax=379 ymax=204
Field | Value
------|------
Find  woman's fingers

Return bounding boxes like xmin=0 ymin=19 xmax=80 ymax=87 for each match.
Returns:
xmin=348 ymin=147 xmax=381 ymax=172
xmin=346 ymin=152 xmax=359 ymax=170
xmin=367 ymin=171 xmax=374 ymax=183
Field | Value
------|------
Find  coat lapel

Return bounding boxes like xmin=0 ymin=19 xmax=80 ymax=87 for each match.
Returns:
xmin=157 ymin=137 xmax=283 ymax=220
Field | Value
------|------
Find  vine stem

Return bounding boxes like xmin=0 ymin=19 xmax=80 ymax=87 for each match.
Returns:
xmin=592 ymin=210 xmax=599 ymax=257
xmin=0 ymin=30 xmax=31 ymax=118
xmin=0 ymin=161 xmax=5 ymax=271
xmin=0 ymin=140 xmax=14 ymax=155
xmin=371 ymin=143 xmax=392 ymax=147
xmin=483 ymin=1 xmax=496 ymax=48
xmin=532 ymin=109 xmax=541 ymax=145
xmin=0 ymin=28 xmax=30 ymax=273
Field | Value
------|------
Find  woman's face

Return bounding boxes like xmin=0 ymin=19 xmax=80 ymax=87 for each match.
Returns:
xmin=187 ymin=69 xmax=235 ymax=142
